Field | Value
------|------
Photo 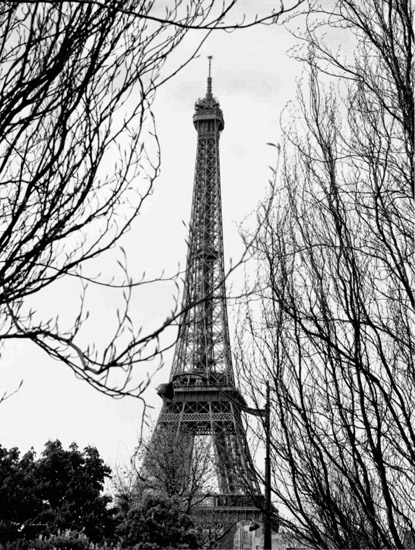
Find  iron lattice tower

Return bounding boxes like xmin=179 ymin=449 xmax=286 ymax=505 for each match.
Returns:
xmin=154 ymin=61 xmax=260 ymax=501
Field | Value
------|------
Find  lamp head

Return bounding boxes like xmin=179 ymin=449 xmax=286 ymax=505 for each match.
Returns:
xmin=156 ymin=382 xmax=175 ymax=401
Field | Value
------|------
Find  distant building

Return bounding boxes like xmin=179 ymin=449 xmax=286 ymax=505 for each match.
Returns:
xmin=235 ymin=523 xmax=309 ymax=550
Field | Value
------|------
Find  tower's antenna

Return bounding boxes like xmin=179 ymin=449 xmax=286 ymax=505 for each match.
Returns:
xmin=207 ymin=55 xmax=213 ymax=98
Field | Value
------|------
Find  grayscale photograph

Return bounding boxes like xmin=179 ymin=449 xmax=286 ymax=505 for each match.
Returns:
xmin=0 ymin=2 xmax=413 ymax=549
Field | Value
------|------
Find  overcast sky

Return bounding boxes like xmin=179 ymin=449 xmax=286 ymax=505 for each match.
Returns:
xmin=0 ymin=4 xmax=302 ymax=476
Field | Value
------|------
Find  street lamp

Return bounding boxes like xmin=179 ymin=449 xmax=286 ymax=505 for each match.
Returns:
xmin=156 ymin=373 xmax=272 ymax=550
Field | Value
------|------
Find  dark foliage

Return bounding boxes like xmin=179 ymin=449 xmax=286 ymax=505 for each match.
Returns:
xmin=0 ymin=532 xmax=91 ymax=550
xmin=116 ymin=494 xmax=202 ymax=549
xmin=0 ymin=440 xmax=114 ymax=545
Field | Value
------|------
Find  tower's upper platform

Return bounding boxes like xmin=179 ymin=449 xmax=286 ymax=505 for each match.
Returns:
xmin=193 ymin=58 xmax=224 ymax=131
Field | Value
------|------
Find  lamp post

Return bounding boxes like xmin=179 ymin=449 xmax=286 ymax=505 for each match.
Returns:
xmin=263 ymin=380 xmax=271 ymax=550
xmin=156 ymin=373 xmax=272 ymax=550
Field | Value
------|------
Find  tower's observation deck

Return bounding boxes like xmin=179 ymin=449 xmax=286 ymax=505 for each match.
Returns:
xmin=193 ymin=75 xmax=224 ymax=131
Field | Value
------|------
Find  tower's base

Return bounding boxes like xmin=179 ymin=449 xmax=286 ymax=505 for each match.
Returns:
xmin=193 ymin=493 xmax=264 ymax=549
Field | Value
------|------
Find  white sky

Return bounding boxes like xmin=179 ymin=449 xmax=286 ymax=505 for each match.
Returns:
xmin=0 ymin=4 xmax=302 ymax=478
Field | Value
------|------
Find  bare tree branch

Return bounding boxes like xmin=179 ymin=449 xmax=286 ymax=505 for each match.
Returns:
xmin=237 ymin=1 xmax=414 ymax=547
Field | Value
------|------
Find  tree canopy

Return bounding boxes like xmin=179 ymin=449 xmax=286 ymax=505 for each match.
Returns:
xmin=116 ymin=493 xmax=202 ymax=549
xmin=0 ymin=440 xmax=113 ymax=544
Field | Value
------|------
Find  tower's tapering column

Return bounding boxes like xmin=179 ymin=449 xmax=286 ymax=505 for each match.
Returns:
xmin=171 ymin=57 xmax=233 ymax=385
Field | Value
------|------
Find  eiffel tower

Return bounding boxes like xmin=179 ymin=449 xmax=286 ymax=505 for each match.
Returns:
xmin=152 ymin=59 xmax=262 ymax=543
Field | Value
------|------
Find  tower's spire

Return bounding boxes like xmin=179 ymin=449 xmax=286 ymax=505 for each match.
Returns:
xmin=207 ymin=55 xmax=213 ymax=99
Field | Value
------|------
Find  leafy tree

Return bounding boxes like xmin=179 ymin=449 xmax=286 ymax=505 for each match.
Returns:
xmin=35 ymin=440 xmax=114 ymax=541
xmin=237 ymin=0 xmax=414 ymax=548
xmin=0 ymin=440 xmax=114 ymax=544
xmin=116 ymin=493 xmax=202 ymax=549
xmin=113 ymin=429 xmax=212 ymax=548
xmin=0 ymin=532 xmax=92 ymax=550
xmin=0 ymin=446 xmax=41 ymax=542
